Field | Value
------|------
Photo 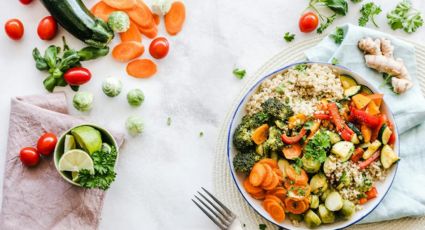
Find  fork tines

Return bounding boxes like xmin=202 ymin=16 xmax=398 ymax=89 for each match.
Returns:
xmin=192 ymin=187 xmax=236 ymax=230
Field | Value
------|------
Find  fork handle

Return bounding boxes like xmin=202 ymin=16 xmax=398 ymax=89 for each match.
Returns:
xmin=228 ymin=218 xmax=244 ymax=230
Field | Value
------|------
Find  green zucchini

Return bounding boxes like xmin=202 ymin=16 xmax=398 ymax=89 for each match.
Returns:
xmin=340 ymin=75 xmax=358 ymax=89
xmin=378 ymin=124 xmax=392 ymax=145
xmin=381 ymin=145 xmax=399 ymax=169
xmin=363 ymin=140 xmax=381 ymax=159
xmin=331 ymin=141 xmax=354 ymax=161
xmin=40 ymin=0 xmax=114 ymax=48
xmin=327 ymin=131 xmax=341 ymax=144
xmin=360 ymin=85 xmax=373 ymax=95
xmin=344 ymin=85 xmax=361 ymax=97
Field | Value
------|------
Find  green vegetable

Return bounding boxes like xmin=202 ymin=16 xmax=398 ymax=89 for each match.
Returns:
xmin=387 ymin=0 xmax=423 ymax=33
xmin=259 ymin=224 xmax=267 ymax=230
xmin=304 ymin=210 xmax=322 ymax=228
xmin=101 ymin=143 xmax=112 ymax=154
xmin=284 ymin=32 xmax=295 ymax=42
xmin=304 ymin=131 xmax=331 ymax=163
xmin=261 ymin=98 xmax=293 ymax=122
xmin=339 ymin=200 xmax=356 ymax=219
xmin=310 ymin=173 xmax=328 ymax=194
xmin=331 ymin=141 xmax=354 ymax=161
xmin=78 ymin=46 xmax=110 ymax=61
xmin=40 ymin=0 xmax=114 ymax=47
xmin=167 ymin=117 xmax=172 ymax=126
xmin=233 ymin=150 xmax=262 ymax=174
xmin=127 ymin=89 xmax=145 ymax=107
xmin=381 ymin=145 xmax=399 ymax=169
xmin=318 ymin=204 xmax=335 ymax=223
xmin=331 ymin=57 xmax=339 ymax=65
xmin=263 ymin=126 xmax=284 ymax=154
xmin=294 ymin=63 xmax=308 ymax=72
xmin=233 ymin=112 xmax=270 ymax=151
xmin=307 ymin=0 xmax=348 ymax=33
xmin=351 ymin=0 xmax=362 ymax=3
xmin=310 ymin=195 xmax=320 ymax=209
xmin=327 ymin=131 xmax=341 ymax=144
xmin=126 ymin=115 xmax=144 ymax=136
xmin=199 ymin=131 xmax=204 ymax=137
xmin=320 ymin=189 xmax=332 ymax=202
xmin=108 ymin=11 xmax=130 ymax=33
xmin=73 ymin=92 xmax=93 ymax=112
xmin=359 ymin=2 xmax=382 ymax=27
xmin=317 ymin=14 xmax=337 ymax=34
xmin=301 ymin=155 xmax=321 ymax=173
xmin=363 ymin=140 xmax=381 ymax=159
xmin=102 ymin=77 xmax=123 ymax=97
xmin=330 ymin=27 xmax=344 ymax=44
xmin=378 ymin=124 xmax=392 ymax=145
xmin=233 ymin=68 xmax=246 ymax=79
xmin=323 ymin=157 xmax=336 ymax=174
xmin=78 ymin=146 xmax=117 ymax=190
xmin=325 ymin=191 xmax=343 ymax=211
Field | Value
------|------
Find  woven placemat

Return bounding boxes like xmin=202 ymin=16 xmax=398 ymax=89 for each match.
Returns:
xmin=213 ymin=35 xmax=425 ymax=230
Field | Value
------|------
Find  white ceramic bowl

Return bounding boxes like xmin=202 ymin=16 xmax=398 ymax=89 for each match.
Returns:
xmin=227 ymin=62 xmax=399 ymax=230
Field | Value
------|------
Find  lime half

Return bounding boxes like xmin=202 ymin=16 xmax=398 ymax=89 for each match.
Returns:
xmin=71 ymin=126 xmax=102 ymax=154
xmin=64 ymin=135 xmax=76 ymax=152
xmin=58 ymin=149 xmax=94 ymax=173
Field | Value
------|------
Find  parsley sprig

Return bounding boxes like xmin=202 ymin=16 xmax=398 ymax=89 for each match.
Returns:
xmin=387 ymin=0 xmax=423 ymax=33
xmin=359 ymin=2 xmax=382 ymax=27
xmin=308 ymin=0 xmax=349 ymax=34
xmin=330 ymin=27 xmax=345 ymax=44
xmin=303 ymin=131 xmax=331 ymax=163
xmin=284 ymin=32 xmax=295 ymax=42
xmin=233 ymin=68 xmax=246 ymax=79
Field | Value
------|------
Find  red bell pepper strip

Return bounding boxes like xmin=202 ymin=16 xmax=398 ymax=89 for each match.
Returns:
xmin=349 ymin=107 xmax=381 ymax=128
xmin=351 ymin=148 xmax=364 ymax=163
xmin=371 ymin=114 xmax=387 ymax=141
xmin=358 ymin=151 xmax=380 ymax=169
xmin=328 ymin=103 xmax=354 ymax=141
xmin=387 ymin=119 xmax=396 ymax=145
xmin=340 ymin=129 xmax=353 ymax=142
xmin=313 ymin=113 xmax=331 ymax=120
xmin=281 ymin=128 xmax=307 ymax=144
xmin=366 ymin=187 xmax=378 ymax=200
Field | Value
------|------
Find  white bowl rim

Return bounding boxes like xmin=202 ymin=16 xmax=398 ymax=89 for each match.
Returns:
xmin=226 ymin=61 xmax=399 ymax=230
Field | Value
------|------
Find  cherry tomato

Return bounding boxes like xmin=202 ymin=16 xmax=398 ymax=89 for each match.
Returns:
xmin=299 ymin=12 xmax=319 ymax=33
xmin=64 ymin=67 xmax=92 ymax=86
xmin=19 ymin=0 xmax=33 ymax=5
xmin=20 ymin=147 xmax=40 ymax=167
xmin=37 ymin=16 xmax=58 ymax=40
xmin=149 ymin=37 xmax=169 ymax=59
xmin=4 ymin=19 xmax=24 ymax=40
xmin=37 ymin=133 xmax=58 ymax=156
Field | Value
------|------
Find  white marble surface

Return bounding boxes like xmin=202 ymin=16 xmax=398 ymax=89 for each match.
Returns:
xmin=0 ymin=0 xmax=424 ymax=229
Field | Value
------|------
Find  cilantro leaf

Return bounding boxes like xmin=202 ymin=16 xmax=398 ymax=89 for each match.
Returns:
xmin=387 ymin=0 xmax=423 ymax=33
xmin=294 ymin=63 xmax=308 ymax=72
xmin=284 ymin=32 xmax=295 ymax=42
xmin=330 ymin=27 xmax=344 ymax=44
xmin=317 ymin=14 xmax=337 ymax=34
xmin=233 ymin=68 xmax=246 ymax=79
xmin=303 ymin=131 xmax=331 ymax=163
xmin=259 ymin=224 xmax=267 ymax=230
xmin=359 ymin=2 xmax=382 ymax=27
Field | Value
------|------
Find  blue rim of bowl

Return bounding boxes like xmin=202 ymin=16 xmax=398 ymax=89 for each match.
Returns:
xmin=226 ymin=61 xmax=399 ymax=230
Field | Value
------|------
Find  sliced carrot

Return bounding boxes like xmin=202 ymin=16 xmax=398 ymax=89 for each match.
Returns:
xmin=91 ymin=2 xmax=116 ymax=22
xmin=265 ymin=195 xmax=284 ymax=207
xmin=272 ymin=187 xmax=287 ymax=201
xmin=112 ymin=41 xmax=145 ymax=62
xmin=153 ymin=14 xmax=160 ymax=25
xmin=263 ymin=198 xmax=277 ymax=213
xmin=251 ymin=190 xmax=266 ymax=200
xmin=361 ymin=124 xmax=372 ymax=143
xmin=120 ymin=20 xmax=142 ymax=42
xmin=285 ymin=165 xmax=308 ymax=186
xmin=284 ymin=198 xmax=309 ymax=214
xmin=287 ymin=184 xmax=311 ymax=201
xmin=260 ymin=164 xmax=274 ymax=188
xmin=102 ymin=0 xmax=136 ymax=10
xmin=126 ymin=0 xmax=155 ymax=29
xmin=126 ymin=59 xmax=157 ymax=78
xmin=139 ymin=25 xmax=158 ymax=39
xmin=243 ymin=178 xmax=262 ymax=194
xmin=165 ymin=1 xmax=186 ymax=35
xmin=273 ymin=168 xmax=284 ymax=182
xmin=258 ymin=158 xmax=278 ymax=169
xmin=262 ymin=172 xmax=279 ymax=191
xmin=249 ymin=163 xmax=267 ymax=187
xmin=268 ymin=202 xmax=286 ymax=222
xmin=251 ymin=124 xmax=269 ymax=145
xmin=282 ymin=144 xmax=302 ymax=160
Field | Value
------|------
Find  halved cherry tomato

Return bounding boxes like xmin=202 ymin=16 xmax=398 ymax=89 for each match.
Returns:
xmin=64 ymin=67 xmax=91 ymax=86
xmin=4 ymin=19 xmax=24 ymax=40
xmin=37 ymin=16 xmax=58 ymax=40
xmin=20 ymin=147 xmax=40 ymax=167
xmin=281 ymin=128 xmax=307 ymax=144
xmin=19 ymin=0 xmax=33 ymax=4
xmin=149 ymin=37 xmax=169 ymax=59
xmin=299 ymin=12 xmax=319 ymax=33
xmin=37 ymin=133 xmax=58 ymax=156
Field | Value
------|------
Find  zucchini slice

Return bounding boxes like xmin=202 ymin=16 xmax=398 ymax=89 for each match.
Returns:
xmin=347 ymin=122 xmax=363 ymax=141
xmin=325 ymin=191 xmax=343 ymax=211
xmin=381 ymin=145 xmax=399 ymax=169
xmin=340 ymin=75 xmax=358 ymax=89
xmin=378 ymin=124 xmax=392 ymax=145
xmin=331 ymin=141 xmax=354 ymax=161
xmin=327 ymin=131 xmax=341 ymax=144
xmin=360 ymin=85 xmax=373 ymax=95
xmin=363 ymin=140 xmax=381 ymax=159
xmin=344 ymin=85 xmax=361 ymax=97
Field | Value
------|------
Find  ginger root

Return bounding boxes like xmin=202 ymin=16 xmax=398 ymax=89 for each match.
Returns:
xmin=358 ymin=37 xmax=413 ymax=94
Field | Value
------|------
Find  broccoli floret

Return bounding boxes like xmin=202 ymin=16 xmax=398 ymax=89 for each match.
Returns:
xmin=233 ymin=151 xmax=262 ymax=174
xmin=263 ymin=126 xmax=284 ymax=153
xmin=233 ymin=112 xmax=270 ymax=151
xmin=261 ymin=98 xmax=293 ymax=121
xmin=242 ymin=112 xmax=269 ymax=129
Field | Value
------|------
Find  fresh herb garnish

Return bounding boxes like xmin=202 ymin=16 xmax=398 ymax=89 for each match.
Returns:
xmin=294 ymin=63 xmax=308 ymax=72
xmin=78 ymin=146 xmax=117 ymax=190
xmin=308 ymin=0 xmax=348 ymax=33
xmin=294 ymin=158 xmax=303 ymax=174
xmin=259 ymin=224 xmax=267 ymax=230
xmin=167 ymin=117 xmax=172 ymax=126
xmin=199 ymin=131 xmax=204 ymax=137
xmin=359 ymin=2 xmax=382 ymax=27
xmin=351 ymin=0 xmax=363 ymax=3
xmin=331 ymin=57 xmax=339 ymax=65
xmin=284 ymin=32 xmax=295 ymax=42
xmin=304 ymin=121 xmax=315 ymax=130
xmin=317 ymin=14 xmax=337 ymax=34
xmin=274 ymin=83 xmax=286 ymax=94
xmin=303 ymin=131 xmax=331 ymax=163
xmin=233 ymin=68 xmax=246 ymax=79
xmin=387 ymin=0 xmax=423 ymax=33
xmin=330 ymin=27 xmax=344 ymax=44
xmin=381 ymin=73 xmax=398 ymax=93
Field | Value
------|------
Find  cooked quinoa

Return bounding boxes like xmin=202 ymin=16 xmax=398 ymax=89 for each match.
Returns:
xmin=245 ymin=64 xmax=344 ymax=115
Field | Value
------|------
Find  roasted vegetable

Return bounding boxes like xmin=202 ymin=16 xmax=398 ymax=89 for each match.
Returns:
xmin=233 ymin=151 xmax=262 ymax=174
xmin=261 ymin=98 xmax=293 ymax=121
xmin=304 ymin=210 xmax=322 ymax=228
xmin=339 ymin=200 xmax=356 ymax=219
xmin=331 ymin=141 xmax=354 ymax=161
xmin=310 ymin=195 xmax=320 ymax=209
xmin=301 ymin=155 xmax=321 ymax=173
xmin=318 ymin=204 xmax=335 ymax=224
xmin=310 ymin=173 xmax=328 ymax=194
xmin=325 ymin=191 xmax=344 ymax=211
xmin=381 ymin=145 xmax=399 ymax=169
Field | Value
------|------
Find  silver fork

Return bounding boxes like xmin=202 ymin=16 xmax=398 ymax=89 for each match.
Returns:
xmin=192 ymin=187 xmax=243 ymax=230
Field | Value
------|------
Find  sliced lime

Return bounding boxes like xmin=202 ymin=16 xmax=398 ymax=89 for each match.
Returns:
xmin=58 ymin=149 xmax=94 ymax=173
xmin=64 ymin=135 xmax=76 ymax=152
xmin=71 ymin=126 xmax=102 ymax=154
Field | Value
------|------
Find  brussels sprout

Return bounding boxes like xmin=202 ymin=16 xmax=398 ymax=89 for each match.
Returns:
xmin=151 ymin=0 xmax=172 ymax=16
xmin=320 ymin=189 xmax=332 ymax=202
xmin=327 ymin=131 xmax=341 ymax=144
xmin=126 ymin=115 xmax=144 ymax=136
xmin=325 ymin=191 xmax=343 ymax=211
xmin=310 ymin=195 xmax=320 ymax=209
xmin=102 ymin=77 xmax=122 ymax=97
xmin=108 ymin=11 xmax=130 ymax=33
xmin=310 ymin=174 xmax=328 ymax=194
xmin=339 ymin=200 xmax=356 ymax=219
xmin=101 ymin=143 xmax=112 ymax=154
xmin=288 ymin=213 xmax=303 ymax=221
xmin=304 ymin=210 xmax=321 ymax=228
xmin=318 ymin=204 xmax=335 ymax=224
xmin=323 ymin=157 xmax=337 ymax=174
xmin=127 ymin=89 xmax=145 ymax=107
xmin=73 ymin=92 xmax=93 ymax=112
xmin=301 ymin=156 xmax=321 ymax=173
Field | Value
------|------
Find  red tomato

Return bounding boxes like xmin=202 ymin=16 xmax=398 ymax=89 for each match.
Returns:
xmin=4 ymin=19 xmax=24 ymax=40
xmin=20 ymin=147 xmax=40 ymax=167
xmin=19 ymin=0 xmax=33 ymax=5
xmin=37 ymin=16 xmax=58 ymax=40
xmin=37 ymin=133 xmax=58 ymax=156
xmin=299 ymin=12 xmax=319 ymax=33
xmin=64 ymin=67 xmax=91 ymax=86
xmin=149 ymin=37 xmax=169 ymax=59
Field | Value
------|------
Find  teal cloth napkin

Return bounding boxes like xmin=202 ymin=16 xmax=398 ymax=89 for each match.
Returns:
xmin=305 ymin=24 xmax=425 ymax=223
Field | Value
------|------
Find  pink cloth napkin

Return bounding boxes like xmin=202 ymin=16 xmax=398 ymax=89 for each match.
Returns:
xmin=0 ymin=93 xmax=124 ymax=230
